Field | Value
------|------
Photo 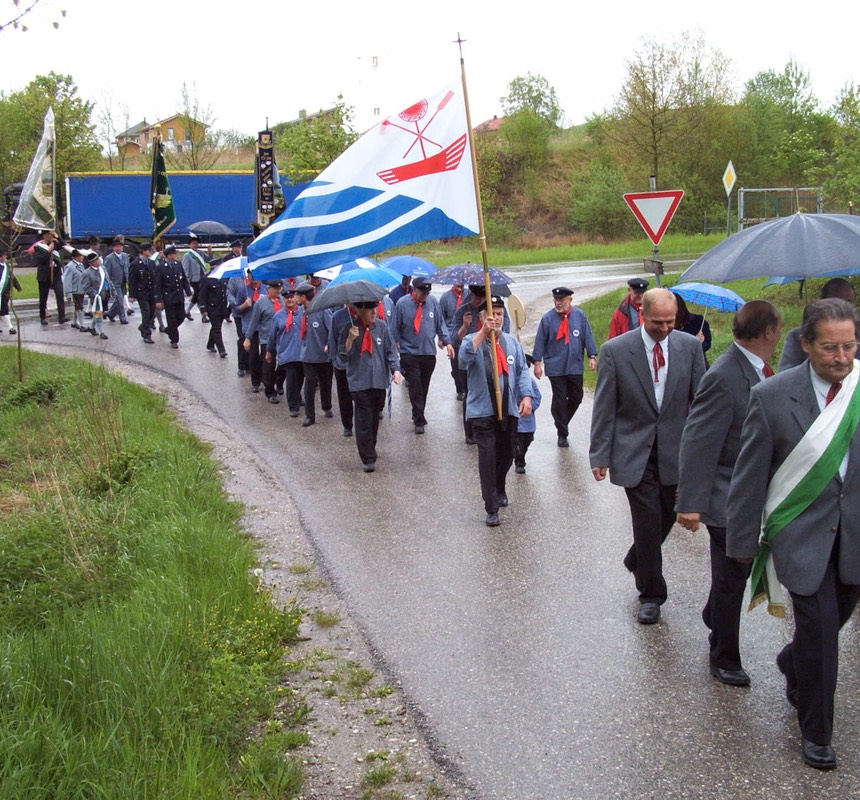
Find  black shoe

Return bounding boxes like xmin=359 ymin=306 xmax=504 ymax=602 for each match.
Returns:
xmin=289 ymin=410 xmax=299 ymax=418
xmin=90 ymin=327 xmax=98 ymax=336
xmin=414 ymin=425 xmax=425 ymax=434
xmin=143 ymin=337 xmax=154 ymax=344
xmin=202 ymin=316 xmax=210 ymax=323
xmin=99 ymin=332 xmax=109 ymax=340
xmin=169 ymin=342 xmax=179 ymax=349
xmin=465 ymin=436 xmax=476 ymax=445
xmin=457 ymin=391 xmax=465 ymax=401
xmin=324 ymin=409 xmax=334 ymax=418
xmin=498 ymin=493 xmax=509 ymax=507
xmin=40 ymin=319 xmax=48 ymax=326
xmin=128 ymin=310 xmax=135 ymax=316
xmin=159 ymin=327 xmax=167 ymax=333
xmin=70 ymin=322 xmax=79 ymax=329
xmin=557 ymin=436 xmax=569 ymax=448
xmin=302 ymin=418 xmax=315 ymax=427
xmin=267 ymin=396 xmax=280 ymax=404
xmin=776 ymin=650 xmax=798 ymax=709
xmin=186 ymin=313 xmax=193 ymax=321
xmin=277 ymin=388 xmax=284 ymax=395
xmin=219 ymin=351 xmax=227 ymax=358
xmin=120 ymin=320 xmax=129 ymax=325
xmin=237 ymin=369 xmax=246 ymax=378
xmin=343 ymin=428 xmax=353 ymax=437
xmin=710 ymin=666 xmax=750 ymax=687
xmin=362 ymin=462 xmax=375 ymax=473
xmin=802 ymin=739 xmax=836 ymax=770
xmin=485 ymin=512 xmax=501 ymax=527
xmin=251 ymin=384 xmax=261 ymax=394
xmin=8 ymin=329 xmax=16 ymax=335
xmin=515 ymin=464 xmax=526 ymax=474
xmin=637 ymin=602 xmax=660 ymax=624
xmin=206 ymin=345 xmax=216 ymax=352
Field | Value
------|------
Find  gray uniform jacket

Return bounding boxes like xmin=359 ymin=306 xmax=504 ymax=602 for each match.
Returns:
xmin=102 ymin=251 xmax=129 ymax=291
xmin=589 ymin=328 xmax=706 ymax=488
xmin=726 ymin=362 xmax=860 ymax=596
xmin=677 ymin=343 xmax=761 ymax=528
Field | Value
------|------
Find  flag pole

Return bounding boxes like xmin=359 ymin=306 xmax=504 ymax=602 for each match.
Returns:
xmin=456 ymin=34 xmax=504 ymax=421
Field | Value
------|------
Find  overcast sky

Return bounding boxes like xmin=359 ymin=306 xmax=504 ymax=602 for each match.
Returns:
xmin=2 ymin=0 xmax=856 ymax=139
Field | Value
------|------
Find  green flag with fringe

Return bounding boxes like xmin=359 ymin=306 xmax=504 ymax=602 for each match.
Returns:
xmin=150 ymin=135 xmax=176 ymax=242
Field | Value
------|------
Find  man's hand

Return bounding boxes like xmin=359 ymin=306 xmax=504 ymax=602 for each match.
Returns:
xmin=265 ymin=351 xmax=272 ymax=363
xmin=676 ymin=512 xmax=701 ymax=532
xmin=155 ymin=302 xmax=164 ymax=310
xmin=588 ymin=356 xmax=597 ymax=372
xmin=445 ymin=343 xmax=455 ymax=359
xmin=533 ymin=360 xmax=543 ymax=379
xmin=592 ymin=467 xmax=608 ymax=481
xmin=734 ymin=557 xmax=753 ymax=565
xmin=392 ymin=370 xmax=403 ymax=385
xmin=519 ymin=396 xmax=533 ymax=417
xmin=243 ymin=338 xmax=252 ymax=352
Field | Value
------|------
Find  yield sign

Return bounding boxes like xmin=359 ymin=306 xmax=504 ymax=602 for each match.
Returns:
xmin=623 ymin=190 xmax=685 ymax=246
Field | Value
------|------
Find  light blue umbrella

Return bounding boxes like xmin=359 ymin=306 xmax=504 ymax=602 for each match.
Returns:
xmin=672 ymin=282 xmax=745 ymax=312
xmin=382 ymin=255 xmax=438 ymax=277
xmin=329 ymin=263 xmax=402 ymax=289
xmin=207 ymin=255 xmax=247 ymax=280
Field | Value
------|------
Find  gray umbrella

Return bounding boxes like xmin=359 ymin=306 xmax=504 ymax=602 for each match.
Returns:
xmin=681 ymin=213 xmax=860 ymax=283
xmin=187 ymin=220 xmax=235 ymax=237
xmin=306 ymin=279 xmax=389 ymax=314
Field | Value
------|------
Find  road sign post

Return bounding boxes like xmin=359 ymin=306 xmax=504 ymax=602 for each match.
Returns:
xmin=723 ymin=161 xmax=737 ymax=237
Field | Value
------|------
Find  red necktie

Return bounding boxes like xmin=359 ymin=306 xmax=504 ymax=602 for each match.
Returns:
xmin=762 ymin=363 xmax=774 ymax=378
xmin=273 ymin=298 xmax=282 ymax=313
xmin=286 ymin=309 xmax=294 ymax=332
xmin=414 ymin=301 xmax=424 ymax=334
xmin=556 ymin=313 xmax=570 ymax=344
xmin=253 ymin=287 xmax=260 ymax=302
xmin=377 ymin=301 xmax=385 ymax=321
xmin=301 ymin=316 xmax=308 ymax=339
xmin=453 ymin=287 xmax=463 ymax=309
xmin=361 ymin=326 xmax=373 ymax=355
xmin=495 ymin=340 xmax=509 ymax=375
xmin=652 ymin=342 xmax=665 ymax=382
xmin=826 ymin=382 xmax=842 ymax=406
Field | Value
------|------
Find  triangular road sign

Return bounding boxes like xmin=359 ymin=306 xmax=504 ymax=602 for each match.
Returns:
xmin=623 ymin=190 xmax=685 ymax=245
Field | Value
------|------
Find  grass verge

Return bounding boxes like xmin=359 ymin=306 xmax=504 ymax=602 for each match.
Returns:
xmin=0 ymin=348 xmax=305 ymax=798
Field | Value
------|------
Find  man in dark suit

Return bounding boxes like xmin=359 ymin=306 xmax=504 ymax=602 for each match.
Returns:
xmin=676 ymin=301 xmax=782 ymax=686
xmin=728 ymin=298 xmax=860 ymax=770
xmin=590 ymin=288 xmax=706 ymax=624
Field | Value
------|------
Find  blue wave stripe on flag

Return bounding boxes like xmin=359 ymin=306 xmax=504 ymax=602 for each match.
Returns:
xmin=249 ymin=209 xmax=473 ymax=280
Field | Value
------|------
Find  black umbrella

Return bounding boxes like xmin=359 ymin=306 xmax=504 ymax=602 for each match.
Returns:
xmin=306 ymin=279 xmax=389 ymax=314
xmin=187 ymin=220 xmax=235 ymax=237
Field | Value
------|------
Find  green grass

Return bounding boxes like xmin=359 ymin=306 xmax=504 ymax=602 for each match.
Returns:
xmin=0 ymin=349 xmax=305 ymax=799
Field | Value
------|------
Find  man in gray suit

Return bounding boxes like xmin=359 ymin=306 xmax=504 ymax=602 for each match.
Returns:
xmin=727 ymin=298 xmax=860 ymax=770
xmin=590 ymin=288 xmax=706 ymax=624
xmin=676 ymin=301 xmax=782 ymax=687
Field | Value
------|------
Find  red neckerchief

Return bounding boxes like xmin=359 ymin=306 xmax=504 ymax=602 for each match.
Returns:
xmin=452 ymin=286 xmax=463 ymax=309
xmin=413 ymin=295 xmax=424 ymax=334
xmin=245 ymin=280 xmax=261 ymax=303
xmin=377 ymin=301 xmax=386 ymax=321
xmin=361 ymin=324 xmax=373 ymax=355
xmin=301 ymin=316 xmax=308 ymax=339
xmin=286 ymin=308 xmax=295 ymax=331
xmin=273 ymin=297 xmax=282 ymax=313
xmin=495 ymin=339 xmax=509 ymax=375
xmin=556 ymin=311 xmax=570 ymax=344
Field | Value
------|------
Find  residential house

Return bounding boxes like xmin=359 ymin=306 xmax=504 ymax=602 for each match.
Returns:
xmin=116 ymin=114 xmax=209 ymax=156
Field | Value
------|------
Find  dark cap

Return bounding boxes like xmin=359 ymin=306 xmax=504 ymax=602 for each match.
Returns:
xmin=281 ymin=287 xmax=297 ymax=297
xmin=295 ymin=282 xmax=315 ymax=296
xmin=412 ymin=277 xmax=432 ymax=290
xmin=163 ymin=244 xmax=177 ymax=255
xmin=230 ymin=240 xmax=243 ymax=249
xmin=140 ymin=242 xmax=154 ymax=252
xmin=552 ymin=286 xmax=573 ymax=299
xmin=265 ymin=279 xmax=283 ymax=289
xmin=71 ymin=248 xmax=84 ymax=258
xmin=628 ymin=278 xmax=649 ymax=291
xmin=468 ymin=284 xmax=485 ymax=295
xmin=490 ymin=295 xmax=506 ymax=309
xmin=353 ymin=301 xmax=379 ymax=310
xmin=85 ymin=251 xmax=101 ymax=263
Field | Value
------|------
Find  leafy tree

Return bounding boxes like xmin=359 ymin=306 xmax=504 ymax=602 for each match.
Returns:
xmin=167 ymin=82 xmax=222 ymax=170
xmin=0 ymin=72 xmax=100 ymax=198
xmin=826 ymin=84 xmax=860 ymax=209
xmin=600 ymin=31 xmax=734 ymax=188
xmin=499 ymin=74 xmax=563 ymax=176
xmin=275 ymin=98 xmax=358 ymax=181
xmin=569 ymin=159 xmax=638 ymax=238
xmin=501 ymin=73 xmax=562 ymax=127
xmin=1 ymin=0 xmax=65 ymax=33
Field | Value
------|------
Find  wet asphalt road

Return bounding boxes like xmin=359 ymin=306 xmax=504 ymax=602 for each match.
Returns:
xmin=7 ymin=260 xmax=860 ymax=799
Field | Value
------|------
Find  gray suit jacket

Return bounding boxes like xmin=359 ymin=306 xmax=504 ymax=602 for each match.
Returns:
xmin=726 ymin=362 xmax=860 ymax=595
xmin=677 ymin=343 xmax=761 ymax=527
xmin=778 ymin=326 xmax=806 ymax=371
xmin=589 ymin=328 xmax=706 ymax=488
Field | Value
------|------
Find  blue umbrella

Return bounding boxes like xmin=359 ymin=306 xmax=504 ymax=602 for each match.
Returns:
xmin=382 ymin=255 xmax=438 ymax=278
xmin=329 ymin=264 xmax=402 ymax=289
xmin=672 ymin=282 xmax=745 ymax=312
xmin=207 ymin=255 xmax=247 ymax=280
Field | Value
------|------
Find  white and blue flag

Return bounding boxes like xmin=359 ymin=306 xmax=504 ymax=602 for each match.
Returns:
xmin=248 ymin=81 xmax=479 ymax=279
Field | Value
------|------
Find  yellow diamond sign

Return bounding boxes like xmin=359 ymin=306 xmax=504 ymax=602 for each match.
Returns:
xmin=723 ymin=161 xmax=737 ymax=197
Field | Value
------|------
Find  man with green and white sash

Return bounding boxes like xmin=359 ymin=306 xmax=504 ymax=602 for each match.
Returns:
xmin=727 ymin=298 xmax=860 ymax=771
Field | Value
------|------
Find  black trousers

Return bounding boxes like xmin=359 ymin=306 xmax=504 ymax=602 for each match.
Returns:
xmin=234 ymin=317 xmax=250 ymax=371
xmin=206 ymin=313 xmax=227 ymax=355
xmin=334 ymin=367 xmax=353 ymax=431
xmin=459 ymin=368 xmax=473 ymax=439
xmin=136 ymin=297 xmax=155 ymax=338
xmin=283 ymin=361 xmax=304 ymax=413
xmin=400 ymin=353 xmax=436 ymax=426
xmin=38 ymin=275 xmax=66 ymax=323
xmin=703 ymin=524 xmax=751 ymax=670
xmin=780 ymin=539 xmax=860 ymax=745
xmin=352 ymin=388 xmax=386 ymax=464
xmin=514 ymin=431 xmax=534 ymax=467
xmin=248 ymin=334 xmax=264 ymax=387
xmin=163 ymin=301 xmax=186 ymax=344
xmin=449 ymin=349 xmax=466 ymax=394
xmin=622 ymin=445 xmax=676 ymax=604
xmin=548 ymin=374 xmax=584 ymax=438
xmin=472 ymin=415 xmax=516 ymax=514
xmin=303 ymin=361 xmax=333 ymax=421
